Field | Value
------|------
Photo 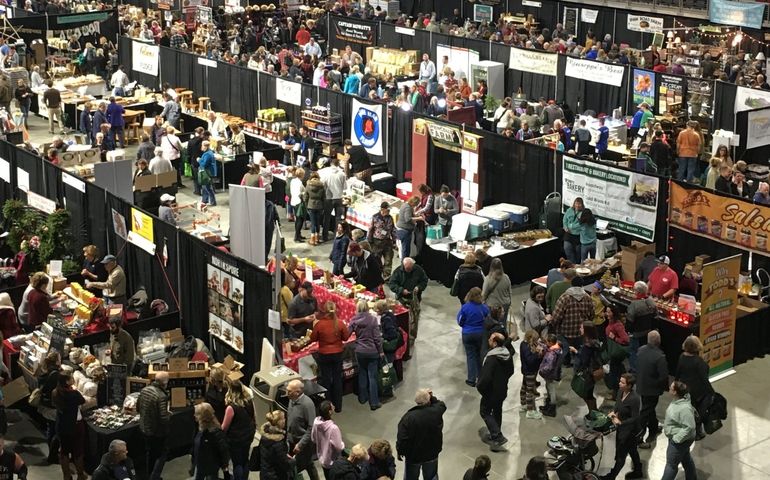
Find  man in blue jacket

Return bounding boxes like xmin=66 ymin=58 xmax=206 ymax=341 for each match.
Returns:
xmin=79 ymin=103 xmax=93 ymax=144
xmin=92 ymin=101 xmax=109 ymax=142
xmin=105 ymin=97 xmax=125 ymax=148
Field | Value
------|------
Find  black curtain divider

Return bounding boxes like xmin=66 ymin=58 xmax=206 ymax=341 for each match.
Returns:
xmin=713 ymin=81 xmax=737 ymax=132
xmin=230 ymin=65 xmax=260 ymax=122
xmin=14 ymin=147 xmax=44 ymax=201
xmin=41 ymin=160 xmax=64 ymax=206
xmin=152 ymin=219 xmax=180 ymax=310
xmin=427 ymin=142 xmax=461 ymax=192
xmin=0 ymin=141 xmax=14 ymax=205
xmin=558 ymin=55 xmax=630 ymax=116
xmin=204 ymin=60 xmax=231 ymax=115
xmin=84 ymin=181 xmax=108 ymax=255
xmin=63 ymin=181 xmax=88 ymax=254
xmin=387 ymin=108 xmax=412 ymax=181
xmin=177 ymin=233 xmax=210 ymax=341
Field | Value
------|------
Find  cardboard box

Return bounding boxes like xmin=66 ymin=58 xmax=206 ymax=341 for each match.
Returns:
xmin=1 ymin=376 xmax=30 ymax=406
xmin=52 ymin=277 xmax=67 ymax=292
xmin=161 ymin=328 xmax=184 ymax=346
xmin=694 ymin=254 xmax=711 ymax=266
xmin=211 ymin=355 xmax=244 ymax=382
xmin=620 ymin=241 xmax=657 ymax=281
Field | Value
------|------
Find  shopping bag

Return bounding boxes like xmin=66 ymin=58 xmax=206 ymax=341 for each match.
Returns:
xmin=601 ymin=338 xmax=629 ymax=363
xmin=378 ymin=361 xmax=397 ymax=397
xmin=570 ymin=370 xmax=593 ymax=399
xmin=198 ymin=168 xmax=211 ymax=185
xmin=184 ymin=162 xmax=192 ymax=177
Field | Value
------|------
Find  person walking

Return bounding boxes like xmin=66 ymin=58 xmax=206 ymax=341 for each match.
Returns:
xmin=310 ymin=301 xmax=350 ymax=413
xmin=569 ymin=322 xmax=602 ymax=411
xmin=286 ymin=379 xmax=320 ymax=480
xmin=137 ymin=371 xmax=170 ymax=480
xmin=661 ymin=381 xmax=698 ymax=480
xmin=290 ymin=167 xmax=307 ymax=242
xmin=482 ymin=258 xmax=512 ymax=321
xmin=603 ymin=306 xmax=629 ymax=401
xmin=477 ymin=332 xmax=515 ymax=452
xmin=626 ymin=281 xmax=657 ymax=373
xmin=396 ymin=388 xmax=446 ymax=480
xmin=636 ymin=330 xmax=669 ymax=449
xmin=520 ymin=330 xmax=544 ymax=420
xmin=42 ymin=80 xmax=64 ymax=134
xmin=675 ymin=335 xmax=714 ymax=440
xmin=92 ymin=439 xmax=135 ymax=480
xmin=600 ymin=374 xmax=643 ymax=480
xmin=305 ymin=172 xmax=326 ymax=246
xmin=259 ymin=410 xmax=293 ymax=480
xmin=221 ymin=380 xmax=256 ymax=480
xmin=457 ymin=288 xmax=489 ymax=387
xmin=349 ymin=300 xmax=384 ymax=410
xmin=198 ymin=140 xmax=218 ymax=209
xmin=396 ymin=197 xmax=422 ymax=261
xmin=676 ymin=120 xmax=702 ymax=183
xmin=52 ymin=372 xmax=87 ymax=480
xmin=538 ymin=334 xmax=563 ymax=418
xmin=550 ymin=282 xmax=594 ymax=367
xmin=367 ymin=202 xmax=398 ymax=279
xmin=191 ymin=403 xmax=230 ymax=480
xmin=562 ymin=197 xmax=584 ymax=264
xmin=311 ymin=400 xmax=345 ymax=479
xmin=452 ymin=253 xmax=485 ymax=307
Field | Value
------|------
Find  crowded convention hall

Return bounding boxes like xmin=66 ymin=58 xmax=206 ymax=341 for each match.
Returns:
xmin=0 ymin=0 xmax=769 ymax=478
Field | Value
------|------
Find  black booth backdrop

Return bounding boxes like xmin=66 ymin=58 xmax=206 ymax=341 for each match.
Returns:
xmin=0 ymin=140 xmax=272 ymax=378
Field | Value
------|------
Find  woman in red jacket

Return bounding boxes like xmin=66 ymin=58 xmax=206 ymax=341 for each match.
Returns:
xmin=0 ymin=293 xmax=20 ymax=340
xmin=310 ymin=301 xmax=350 ymax=413
xmin=27 ymin=273 xmax=55 ymax=329
xmin=604 ymin=305 xmax=630 ymax=401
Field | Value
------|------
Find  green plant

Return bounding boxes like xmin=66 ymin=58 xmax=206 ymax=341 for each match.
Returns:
xmin=2 ymin=200 xmax=43 ymax=255
xmin=38 ymin=209 xmax=72 ymax=266
xmin=484 ymin=94 xmax=500 ymax=113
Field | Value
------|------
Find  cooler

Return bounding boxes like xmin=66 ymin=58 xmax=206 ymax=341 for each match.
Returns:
xmin=475 ymin=208 xmax=511 ymax=234
xmin=489 ymin=203 xmax=529 ymax=225
xmin=426 ymin=224 xmax=444 ymax=243
xmin=372 ymin=172 xmax=396 ymax=195
xmin=396 ymin=182 xmax=412 ymax=202
xmin=467 ymin=215 xmax=490 ymax=240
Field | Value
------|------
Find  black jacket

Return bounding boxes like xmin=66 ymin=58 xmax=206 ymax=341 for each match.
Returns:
xmin=649 ymin=140 xmax=671 ymax=170
xmin=675 ymin=354 xmax=713 ymax=402
xmin=477 ymin=341 xmax=515 ymax=403
xmin=715 ymin=175 xmax=732 ymax=194
xmin=613 ymin=390 xmax=642 ymax=444
xmin=396 ymin=396 xmax=446 ymax=463
xmin=92 ymin=453 xmax=136 ymax=480
xmin=453 ymin=265 xmax=484 ymax=303
xmin=259 ymin=423 xmax=293 ymax=480
xmin=347 ymin=252 xmax=383 ymax=291
xmin=635 ymin=345 xmax=669 ymax=397
xmin=191 ymin=427 xmax=230 ymax=476
xmin=329 ymin=458 xmax=361 ymax=480
xmin=731 ymin=181 xmax=752 ymax=198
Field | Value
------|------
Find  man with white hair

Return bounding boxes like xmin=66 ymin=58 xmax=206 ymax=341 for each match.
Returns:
xmin=148 ymin=147 xmax=173 ymax=174
xmin=396 ymin=388 xmax=446 ymax=480
xmin=286 ymin=379 xmax=319 ymax=480
xmin=92 ymin=439 xmax=135 ymax=480
xmin=636 ymin=330 xmax=668 ymax=450
xmin=388 ymin=257 xmax=428 ymax=304
xmin=626 ymin=280 xmax=657 ymax=373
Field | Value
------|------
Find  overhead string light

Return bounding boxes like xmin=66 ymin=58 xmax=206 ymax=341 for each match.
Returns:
xmin=669 ymin=19 xmax=770 ymax=46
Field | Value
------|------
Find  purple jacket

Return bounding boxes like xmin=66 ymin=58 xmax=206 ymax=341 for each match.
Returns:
xmin=538 ymin=345 xmax=563 ymax=381
xmin=349 ymin=311 xmax=383 ymax=355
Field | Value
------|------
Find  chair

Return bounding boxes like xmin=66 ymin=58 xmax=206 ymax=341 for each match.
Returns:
xmin=127 ymin=122 xmax=142 ymax=143
xmin=198 ymin=97 xmax=211 ymax=112
xmin=179 ymin=90 xmax=194 ymax=112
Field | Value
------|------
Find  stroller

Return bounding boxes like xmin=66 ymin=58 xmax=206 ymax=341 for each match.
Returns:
xmin=546 ymin=413 xmax=615 ymax=480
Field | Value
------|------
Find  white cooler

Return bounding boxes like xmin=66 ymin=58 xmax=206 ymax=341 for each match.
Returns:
xmin=449 ymin=213 xmax=490 ymax=241
xmin=488 ymin=203 xmax=529 ymax=225
xmin=475 ymin=208 xmax=511 ymax=234
xmin=396 ymin=182 xmax=412 ymax=202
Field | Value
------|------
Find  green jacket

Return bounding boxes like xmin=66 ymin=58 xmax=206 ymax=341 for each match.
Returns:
xmin=563 ymin=207 xmax=583 ymax=238
xmin=546 ymin=279 xmax=571 ymax=313
xmin=579 ymin=216 xmax=597 ymax=245
xmin=663 ymin=395 xmax=696 ymax=444
xmin=388 ymin=264 xmax=429 ymax=299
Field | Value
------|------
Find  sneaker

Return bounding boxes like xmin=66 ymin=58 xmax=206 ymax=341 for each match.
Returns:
xmin=489 ymin=437 xmax=508 ymax=452
xmin=519 ymin=405 xmax=528 ymax=412
xmin=625 ymin=471 xmax=643 ymax=479
xmin=526 ymin=410 xmax=543 ymax=420
xmin=370 ymin=404 xmax=382 ymax=411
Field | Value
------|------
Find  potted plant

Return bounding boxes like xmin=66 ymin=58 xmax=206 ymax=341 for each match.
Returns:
xmin=484 ymin=94 xmax=500 ymax=117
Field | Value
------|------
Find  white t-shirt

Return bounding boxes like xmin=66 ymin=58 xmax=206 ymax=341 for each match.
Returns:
xmin=149 ymin=156 xmax=174 ymax=174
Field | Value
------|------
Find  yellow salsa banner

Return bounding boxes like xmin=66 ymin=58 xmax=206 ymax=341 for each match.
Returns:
xmin=699 ymin=255 xmax=740 ymax=375
xmin=670 ymin=183 xmax=770 ymax=254
xmin=130 ymin=207 xmax=154 ymax=244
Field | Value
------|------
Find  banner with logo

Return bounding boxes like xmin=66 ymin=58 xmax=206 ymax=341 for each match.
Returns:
xmin=658 ymin=74 xmax=685 ymax=113
xmin=132 ymin=41 xmax=159 ymax=76
xmin=423 ymin=120 xmax=464 ymax=153
xmin=351 ymin=99 xmax=383 ymax=156
xmin=562 ymin=156 xmax=659 ymax=241
xmin=627 ymin=15 xmax=664 ymax=33
xmin=332 ymin=17 xmax=375 ymax=45
xmin=700 ymin=255 xmax=740 ymax=375
xmin=632 ymin=69 xmax=656 ymax=108
xmin=565 ymin=57 xmax=625 ymax=87
xmin=734 ymin=85 xmax=770 ymax=113
xmin=710 ymin=0 xmax=765 ymax=30
xmin=747 ymin=109 xmax=770 ymax=150
xmin=670 ymin=183 xmax=770 ymax=254
xmin=509 ymin=48 xmax=558 ymax=77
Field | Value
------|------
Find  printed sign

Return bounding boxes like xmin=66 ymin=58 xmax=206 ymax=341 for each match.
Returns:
xmin=473 ymin=4 xmax=493 ymax=23
xmin=276 ymin=77 xmax=302 ymax=107
xmin=562 ymin=156 xmax=659 ymax=241
xmin=27 ymin=191 xmax=57 ymax=214
xmin=632 ymin=69 xmax=656 ymax=108
xmin=424 ymin=120 xmax=464 ymax=153
xmin=627 ymin=15 xmax=664 ymax=33
xmin=581 ymin=9 xmax=598 ymax=23
xmin=734 ymin=85 xmax=770 ymax=113
xmin=207 ymin=255 xmax=245 ymax=353
xmin=670 ymin=183 xmax=770 ymax=255
xmin=509 ymin=48 xmax=558 ymax=77
xmin=700 ymin=255 xmax=740 ymax=375
xmin=351 ymin=99 xmax=383 ymax=156
xmin=395 ymin=26 xmax=414 ymax=36
xmin=112 ymin=209 xmax=127 ymax=240
xmin=131 ymin=40 xmax=159 ymax=76
xmin=565 ymin=57 xmax=625 ymax=87
xmin=130 ymin=208 xmax=154 ymax=244
xmin=747 ymin=109 xmax=770 ymax=150
xmin=48 ymin=326 xmax=68 ymax=355
xmin=105 ymin=363 xmax=129 ymax=406
xmin=710 ymin=0 xmax=766 ymax=30
xmin=658 ymin=74 xmax=685 ymax=113
xmin=333 ymin=18 xmax=374 ymax=45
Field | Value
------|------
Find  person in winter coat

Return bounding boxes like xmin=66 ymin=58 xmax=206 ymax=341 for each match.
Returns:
xmin=388 ymin=257 xmax=429 ymax=305
xmin=675 ymin=335 xmax=713 ymax=440
xmin=396 ymin=389 xmax=446 ymax=480
xmin=138 ymin=372 xmax=171 ymax=479
xmin=329 ymin=223 xmax=351 ymax=275
xmin=311 ymin=401 xmax=345 ymax=479
xmin=305 ymin=172 xmax=326 ymax=246
xmin=329 ymin=444 xmax=369 ymax=480
xmin=538 ymin=334 xmax=563 ymax=417
xmin=626 ymin=281 xmax=657 ymax=373
xmin=463 ymin=455 xmax=491 ymax=480
xmin=364 ymin=439 xmax=396 ymax=480
xmin=221 ymin=381 xmax=256 ymax=480
xmin=636 ymin=331 xmax=669 ymax=449
xmin=482 ymin=258 xmax=511 ymax=320
xmin=53 ymin=372 xmax=87 ymax=479
xmin=310 ymin=302 xmax=351 ymax=413
xmin=562 ymin=197 xmax=584 ymax=264
xmin=345 ymin=242 xmax=384 ymax=293
xmin=550 ymin=284 xmax=594 ymax=367
xmin=286 ymin=380 xmax=319 ymax=480
xmin=349 ymin=300 xmax=384 ymax=410
xmin=661 ymin=381 xmax=698 ymax=480
xmin=603 ymin=306 xmax=629 ymax=401
xmin=477 ymin=332 xmax=515 ymax=452
xmin=191 ymin=402 xmax=230 ymax=480
xmin=92 ymin=439 xmax=135 ymax=480
xmin=452 ymin=253 xmax=485 ymax=306
xmin=375 ymin=300 xmax=401 ymax=364
xmin=569 ymin=322 xmax=602 ymax=411
xmin=38 ymin=351 xmax=62 ymax=464
xmin=0 ymin=293 xmax=20 ymax=341
xmin=520 ymin=330 xmax=544 ymax=420
xmin=457 ymin=288 xmax=489 ymax=387
xmin=204 ymin=366 xmax=227 ymax=423
xmin=601 ymin=374 xmax=643 ymax=480
xmin=259 ymin=410 xmax=294 ymax=480
xmin=523 ymin=286 xmax=549 ymax=334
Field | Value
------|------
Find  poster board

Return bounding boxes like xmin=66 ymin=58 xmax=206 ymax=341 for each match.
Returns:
xmin=105 ymin=363 xmax=129 ymax=406
xmin=700 ymin=255 xmax=740 ymax=376
xmin=351 ymin=99 xmax=384 ymax=156
xmin=658 ymin=74 xmax=685 ymax=113
xmin=563 ymin=7 xmax=578 ymax=37
xmin=632 ymin=69 xmax=656 ymax=110
xmin=746 ymin=109 xmax=770 ymax=150
xmin=207 ymin=255 xmax=245 ymax=353
xmin=229 ymin=185 xmax=267 ymax=267
xmin=562 ymin=156 xmax=659 ymax=241
xmin=436 ymin=44 xmax=479 ymax=84
xmin=131 ymin=40 xmax=159 ymax=76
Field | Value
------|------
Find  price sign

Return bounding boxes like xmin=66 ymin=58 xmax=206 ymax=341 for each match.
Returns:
xmin=48 ymin=327 xmax=67 ymax=355
xmin=105 ymin=364 xmax=129 ymax=406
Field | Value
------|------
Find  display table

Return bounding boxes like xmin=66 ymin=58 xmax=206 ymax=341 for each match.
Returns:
xmin=420 ymin=237 xmax=561 ymax=287
xmin=345 ymin=191 xmax=403 ymax=231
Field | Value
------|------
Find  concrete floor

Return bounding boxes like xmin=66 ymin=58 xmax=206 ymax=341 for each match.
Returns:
xmin=11 ymin=115 xmax=770 ymax=479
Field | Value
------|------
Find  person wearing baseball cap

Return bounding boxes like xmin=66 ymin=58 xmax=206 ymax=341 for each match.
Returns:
xmin=286 ymin=280 xmax=317 ymax=337
xmin=636 ymin=142 xmax=657 ymax=174
xmin=85 ymin=254 xmax=127 ymax=306
xmin=158 ymin=193 xmax=177 ymax=226
xmin=647 ymin=255 xmax=678 ymax=299
xmin=367 ymin=202 xmax=397 ymax=279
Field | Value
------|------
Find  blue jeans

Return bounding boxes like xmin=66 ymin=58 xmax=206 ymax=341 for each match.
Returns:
xmin=356 ymin=352 xmax=380 ymax=407
xmin=563 ymin=239 xmax=580 ymax=264
xmin=581 ymin=241 xmax=596 ymax=261
xmin=661 ymin=440 xmax=697 ymax=480
xmin=677 ymin=157 xmax=698 ymax=182
xmin=462 ymin=332 xmax=484 ymax=384
xmin=308 ymin=208 xmax=323 ymax=234
xmin=404 ymin=459 xmax=438 ymax=480
xmin=397 ymin=228 xmax=412 ymax=260
xmin=201 ymin=183 xmax=216 ymax=206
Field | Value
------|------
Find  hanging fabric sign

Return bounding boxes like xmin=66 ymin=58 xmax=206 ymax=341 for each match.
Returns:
xmin=508 ymin=48 xmax=557 ymax=77
xmin=562 ymin=156 xmax=659 ymax=241
xmin=207 ymin=255 xmax=245 ymax=353
xmin=581 ymin=9 xmax=598 ymax=23
xmin=565 ymin=57 xmax=625 ymax=87
xmin=709 ymin=0 xmax=765 ymax=30
xmin=333 ymin=18 xmax=375 ymax=45
xmin=351 ymin=99 xmax=383 ymax=156
xmin=275 ymin=77 xmax=301 ymax=106
xmin=132 ymin=41 xmax=159 ymax=76
xmin=626 ymin=15 xmax=665 ymax=33
xmin=423 ymin=120 xmax=464 ymax=153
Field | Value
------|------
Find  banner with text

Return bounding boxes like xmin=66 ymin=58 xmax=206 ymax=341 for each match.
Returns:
xmin=565 ymin=57 xmax=625 ymax=87
xmin=132 ymin=41 xmax=159 ymax=76
xmin=670 ymin=182 xmax=770 ymax=255
xmin=700 ymin=255 xmax=740 ymax=375
xmin=710 ymin=0 xmax=765 ymax=29
xmin=627 ymin=15 xmax=664 ymax=33
xmin=562 ymin=156 xmax=659 ymax=241
xmin=332 ymin=17 xmax=375 ymax=45
xmin=351 ymin=99 xmax=383 ymax=156
xmin=275 ymin=77 xmax=302 ymax=106
xmin=509 ymin=48 xmax=557 ymax=77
